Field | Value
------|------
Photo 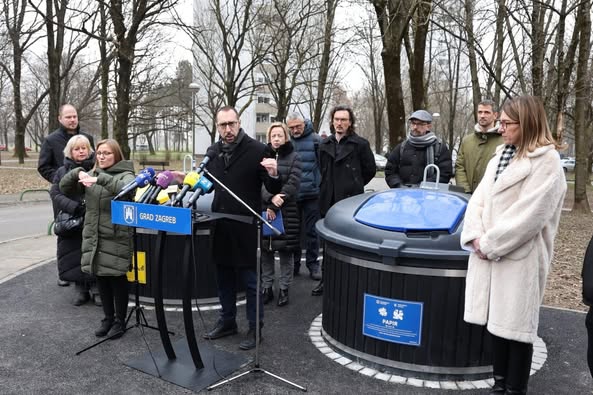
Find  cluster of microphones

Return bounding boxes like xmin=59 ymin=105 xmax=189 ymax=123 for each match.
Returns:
xmin=113 ymin=156 xmax=213 ymax=208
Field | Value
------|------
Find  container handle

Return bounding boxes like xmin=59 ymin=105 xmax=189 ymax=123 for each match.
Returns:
xmin=420 ymin=164 xmax=440 ymax=190
xmin=183 ymin=154 xmax=193 ymax=173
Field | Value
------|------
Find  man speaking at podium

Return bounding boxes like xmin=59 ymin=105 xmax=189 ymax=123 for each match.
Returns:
xmin=203 ymin=106 xmax=280 ymax=350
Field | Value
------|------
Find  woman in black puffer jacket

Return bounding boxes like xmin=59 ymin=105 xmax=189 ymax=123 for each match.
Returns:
xmin=50 ymin=135 xmax=97 ymax=306
xmin=261 ymin=122 xmax=301 ymax=307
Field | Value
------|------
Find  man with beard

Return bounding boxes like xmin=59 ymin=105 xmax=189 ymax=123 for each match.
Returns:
xmin=455 ymin=100 xmax=503 ymax=193
xmin=202 ymin=106 xmax=280 ymax=350
xmin=312 ymin=104 xmax=376 ymax=296
xmin=384 ymin=109 xmax=452 ymax=188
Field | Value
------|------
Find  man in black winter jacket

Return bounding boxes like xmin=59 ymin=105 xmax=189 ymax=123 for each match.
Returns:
xmin=38 ymin=104 xmax=94 ymax=287
xmin=38 ymin=104 xmax=95 ymax=183
xmin=384 ymin=110 xmax=452 ymax=188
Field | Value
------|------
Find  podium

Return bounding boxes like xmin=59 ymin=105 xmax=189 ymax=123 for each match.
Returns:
xmin=111 ymin=201 xmax=247 ymax=392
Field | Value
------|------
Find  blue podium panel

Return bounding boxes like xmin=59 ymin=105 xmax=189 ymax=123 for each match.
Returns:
xmin=111 ymin=201 xmax=192 ymax=235
xmin=362 ymin=293 xmax=423 ymax=346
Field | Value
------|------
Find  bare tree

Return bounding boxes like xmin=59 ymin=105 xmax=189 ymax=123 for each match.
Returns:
xmin=1 ymin=0 xmax=49 ymax=163
xmin=353 ymin=10 xmax=386 ymax=153
xmin=572 ymin=0 xmax=591 ymax=213
xmin=258 ymin=0 xmax=324 ymax=121
xmin=107 ymin=0 xmax=180 ymax=159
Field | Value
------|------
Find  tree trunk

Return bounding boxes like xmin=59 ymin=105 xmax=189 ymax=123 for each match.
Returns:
xmin=572 ymin=0 xmax=592 ymax=213
xmin=464 ymin=0 xmax=481 ymax=121
xmin=408 ymin=0 xmax=431 ymax=110
xmin=312 ymin=0 xmax=337 ymax=132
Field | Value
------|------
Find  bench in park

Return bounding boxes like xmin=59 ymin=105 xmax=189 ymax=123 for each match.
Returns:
xmin=138 ymin=159 xmax=170 ymax=170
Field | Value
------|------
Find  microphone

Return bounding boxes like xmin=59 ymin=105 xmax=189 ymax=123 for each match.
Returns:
xmin=184 ymin=175 xmax=214 ymax=208
xmin=137 ymin=178 xmax=157 ymax=203
xmin=195 ymin=155 xmax=211 ymax=174
xmin=113 ymin=170 xmax=155 ymax=201
xmin=146 ymin=170 xmax=174 ymax=204
xmin=195 ymin=147 xmax=217 ymax=173
xmin=171 ymin=172 xmax=200 ymax=206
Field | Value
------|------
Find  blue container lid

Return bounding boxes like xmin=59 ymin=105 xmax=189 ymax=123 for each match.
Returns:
xmin=354 ymin=189 xmax=466 ymax=233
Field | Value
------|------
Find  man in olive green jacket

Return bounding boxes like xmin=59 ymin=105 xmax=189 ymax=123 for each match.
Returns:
xmin=455 ymin=100 xmax=503 ymax=193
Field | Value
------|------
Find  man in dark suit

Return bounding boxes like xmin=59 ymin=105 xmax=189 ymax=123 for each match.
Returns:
xmin=38 ymin=104 xmax=95 ymax=183
xmin=202 ymin=106 xmax=280 ymax=350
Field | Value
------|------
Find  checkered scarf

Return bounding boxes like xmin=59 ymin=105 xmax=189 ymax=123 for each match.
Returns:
xmin=495 ymin=145 xmax=516 ymax=181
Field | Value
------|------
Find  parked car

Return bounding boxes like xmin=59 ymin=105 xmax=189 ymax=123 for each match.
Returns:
xmin=374 ymin=153 xmax=388 ymax=170
xmin=0 ymin=144 xmax=7 ymax=151
xmin=561 ymin=157 xmax=575 ymax=172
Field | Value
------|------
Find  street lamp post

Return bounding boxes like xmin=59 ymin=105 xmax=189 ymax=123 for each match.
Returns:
xmin=188 ymin=82 xmax=200 ymax=164
xmin=432 ymin=112 xmax=440 ymax=134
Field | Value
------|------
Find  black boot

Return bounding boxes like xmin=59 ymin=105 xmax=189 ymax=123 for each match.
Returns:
xmin=239 ymin=327 xmax=262 ymax=350
xmin=311 ymin=280 xmax=323 ymax=296
xmin=203 ymin=320 xmax=238 ymax=340
xmin=107 ymin=318 xmax=125 ymax=340
xmin=95 ymin=318 xmax=114 ymax=337
xmin=505 ymin=340 xmax=533 ymax=395
xmin=490 ymin=334 xmax=509 ymax=394
xmin=489 ymin=376 xmax=506 ymax=394
xmin=73 ymin=290 xmax=91 ymax=306
xmin=277 ymin=289 xmax=289 ymax=307
xmin=262 ymin=287 xmax=274 ymax=305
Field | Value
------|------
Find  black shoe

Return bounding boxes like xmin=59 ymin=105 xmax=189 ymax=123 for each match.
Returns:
xmin=239 ymin=328 xmax=262 ymax=350
xmin=57 ymin=279 xmax=70 ymax=287
xmin=489 ymin=376 xmax=506 ymax=394
xmin=277 ymin=289 xmax=289 ymax=307
xmin=95 ymin=318 xmax=114 ymax=337
xmin=107 ymin=319 xmax=125 ymax=340
xmin=73 ymin=291 xmax=91 ymax=306
xmin=311 ymin=280 xmax=323 ymax=296
xmin=262 ymin=287 xmax=274 ymax=305
xmin=203 ymin=320 xmax=238 ymax=340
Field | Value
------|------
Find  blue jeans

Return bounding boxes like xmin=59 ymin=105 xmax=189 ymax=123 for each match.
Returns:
xmin=293 ymin=197 xmax=320 ymax=272
xmin=216 ymin=265 xmax=262 ymax=330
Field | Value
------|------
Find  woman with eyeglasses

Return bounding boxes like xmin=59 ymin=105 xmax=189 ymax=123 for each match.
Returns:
xmin=49 ymin=135 xmax=98 ymax=306
xmin=461 ymin=96 xmax=566 ymax=394
xmin=60 ymin=139 xmax=135 ymax=340
xmin=260 ymin=122 xmax=301 ymax=307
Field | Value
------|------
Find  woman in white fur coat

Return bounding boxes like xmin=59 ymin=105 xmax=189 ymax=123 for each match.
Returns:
xmin=460 ymin=96 xmax=566 ymax=395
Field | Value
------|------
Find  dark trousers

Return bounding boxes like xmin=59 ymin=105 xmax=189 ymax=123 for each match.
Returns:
xmin=216 ymin=265 xmax=262 ymax=330
xmin=293 ymin=197 xmax=320 ymax=271
xmin=491 ymin=333 xmax=533 ymax=393
xmin=587 ymin=307 xmax=593 ymax=378
xmin=96 ymin=275 xmax=129 ymax=322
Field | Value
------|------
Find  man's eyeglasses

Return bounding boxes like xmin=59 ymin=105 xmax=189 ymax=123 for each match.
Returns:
xmin=96 ymin=151 xmax=113 ymax=157
xmin=499 ymin=120 xmax=519 ymax=128
xmin=288 ymin=124 xmax=304 ymax=131
xmin=410 ymin=121 xmax=430 ymax=126
xmin=217 ymin=121 xmax=238 ymax=129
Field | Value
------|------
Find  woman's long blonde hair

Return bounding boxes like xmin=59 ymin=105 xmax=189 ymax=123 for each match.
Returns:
xmin=501 ymin=96 xmax=564 ymax=158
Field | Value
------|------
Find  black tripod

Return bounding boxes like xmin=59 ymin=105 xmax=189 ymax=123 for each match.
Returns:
xmin=202 ymin=168 xmax=306 ymax=392
xmin=76 ymin=227 xmax=166 ymax=356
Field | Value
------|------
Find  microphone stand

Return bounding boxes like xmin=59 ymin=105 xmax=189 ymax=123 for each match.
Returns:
xmin=202 ymin=168 xmax=306 ymax=392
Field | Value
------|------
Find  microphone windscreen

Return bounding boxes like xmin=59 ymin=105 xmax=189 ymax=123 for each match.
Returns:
xmin=156 ymin=170 xmax=174 ymax=188
xmin=182 ymin=172 xmax=200 ymax=189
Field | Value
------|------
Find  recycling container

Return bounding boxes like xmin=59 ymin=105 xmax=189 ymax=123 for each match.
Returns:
xmin=316 ymin=187 xmax=492 ymax=379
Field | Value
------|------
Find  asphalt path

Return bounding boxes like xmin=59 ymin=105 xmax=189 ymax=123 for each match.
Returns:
xmin=0 ymin=201 xmax=53 ymax=242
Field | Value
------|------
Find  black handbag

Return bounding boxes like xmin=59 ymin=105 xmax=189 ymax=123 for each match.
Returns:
xmin=54 ymin=210 xmax=84 ymax=236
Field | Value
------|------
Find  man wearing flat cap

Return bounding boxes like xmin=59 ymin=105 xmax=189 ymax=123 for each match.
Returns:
xmin=384 ymin=109 xmax=452 ymax=188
